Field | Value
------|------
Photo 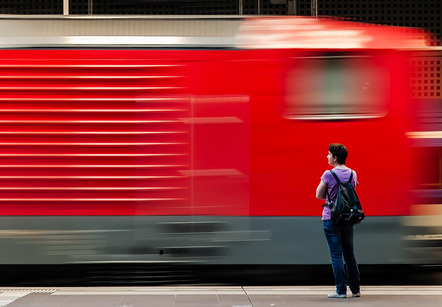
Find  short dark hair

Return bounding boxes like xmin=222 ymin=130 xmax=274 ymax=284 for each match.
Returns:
xmin=328 ymin=143 xmax=348 ymax=165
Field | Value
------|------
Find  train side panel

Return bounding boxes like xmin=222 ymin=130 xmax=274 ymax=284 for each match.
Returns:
xmin=0 ymin=49 xmax=413 ymax=217
xmin=0 ymin=47 xmax=421 ymax=267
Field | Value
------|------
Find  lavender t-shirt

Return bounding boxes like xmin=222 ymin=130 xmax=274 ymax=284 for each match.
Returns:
xmin=321 ymin=167 xmax=358 ymax=220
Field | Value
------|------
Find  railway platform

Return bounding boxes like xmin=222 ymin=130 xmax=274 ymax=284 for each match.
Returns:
xmin=0 ymin=286 xmax=441 ymax=307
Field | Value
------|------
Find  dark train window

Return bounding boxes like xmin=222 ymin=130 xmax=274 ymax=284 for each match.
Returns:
xmin=284 ymin=56 xmax=389 ymax=120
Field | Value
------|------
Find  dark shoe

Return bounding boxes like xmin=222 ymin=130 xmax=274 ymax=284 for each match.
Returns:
xmin=352 ymin=292 xmax=361 ymax=297
xmin=328 ymin=293 xmax=346 ymax=298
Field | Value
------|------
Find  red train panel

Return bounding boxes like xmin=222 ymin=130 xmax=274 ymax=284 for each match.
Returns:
xmin=0 ymin=17 xmax=430 ymax=217
xmin=0 ymin=48 xmax=413 ymax=217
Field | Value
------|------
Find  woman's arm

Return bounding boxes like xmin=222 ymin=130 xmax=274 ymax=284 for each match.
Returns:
xmin=316 ymin=180 xmax=327 ymax=199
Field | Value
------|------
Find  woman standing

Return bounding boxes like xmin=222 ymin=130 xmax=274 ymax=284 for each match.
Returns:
xmin=316 ymin=143 xmax=361 ymax=298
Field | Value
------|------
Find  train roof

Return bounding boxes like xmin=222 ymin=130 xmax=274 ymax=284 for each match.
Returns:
xmin=0 ymin=15 xmax=432 ymax=49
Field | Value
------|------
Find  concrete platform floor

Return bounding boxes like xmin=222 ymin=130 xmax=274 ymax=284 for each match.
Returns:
xmin=0 ymin=286 xmax=441 ymax=307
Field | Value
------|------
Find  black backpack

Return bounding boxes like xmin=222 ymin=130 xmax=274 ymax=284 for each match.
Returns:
xmin=325 ymin=170 xmax=365 ymax=227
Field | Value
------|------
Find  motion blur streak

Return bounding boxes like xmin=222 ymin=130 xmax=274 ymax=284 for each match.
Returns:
xmin=0 ymin=16 xmax=439 ymax=285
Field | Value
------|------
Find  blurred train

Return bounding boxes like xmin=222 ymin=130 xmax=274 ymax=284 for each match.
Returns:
xmin=0 ymin=15 xmax=440 ymax=285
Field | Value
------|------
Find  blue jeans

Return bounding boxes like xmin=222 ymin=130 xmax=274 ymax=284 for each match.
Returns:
xmin=323 ymin=219 xmax=360 ymax=295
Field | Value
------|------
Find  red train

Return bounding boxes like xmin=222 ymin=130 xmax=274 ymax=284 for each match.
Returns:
xmin=0 ymin=16 xmax=439 ymax=284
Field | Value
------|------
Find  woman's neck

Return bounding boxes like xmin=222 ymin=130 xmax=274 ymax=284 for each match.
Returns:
xmin=334 ymin=163 xmax=347 ymax=169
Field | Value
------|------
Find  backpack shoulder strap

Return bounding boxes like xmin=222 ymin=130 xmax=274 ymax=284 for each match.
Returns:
xmin=348 ymin=170 xmax=353 ymax=184
xmin=329 ymin=170 xmax=341 ymax=184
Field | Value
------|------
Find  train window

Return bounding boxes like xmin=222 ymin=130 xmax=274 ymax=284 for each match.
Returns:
xmin=284 ymin=56 xmax=389 ymax=120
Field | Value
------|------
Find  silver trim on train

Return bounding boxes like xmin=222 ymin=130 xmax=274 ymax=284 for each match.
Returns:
xmin=0 ymin=16 xmax=242 ymax=48
xmin=0 ymin=36 xmax=237 ymax=48
xmin=0 ymin=15 xmax=436 ymax=50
